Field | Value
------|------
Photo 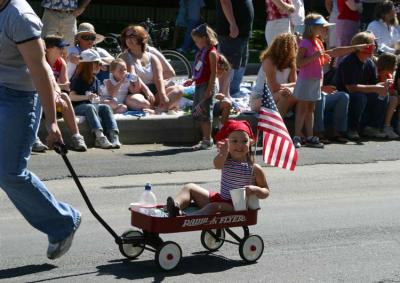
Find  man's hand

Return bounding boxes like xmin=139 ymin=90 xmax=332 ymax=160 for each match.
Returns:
xmin=45 ymin=121 xmax=63 ymax=149
xmin=72 ymin=7 xmax=85 ymax=17
xmin=229 ymin=23 xmax=239 ymax=38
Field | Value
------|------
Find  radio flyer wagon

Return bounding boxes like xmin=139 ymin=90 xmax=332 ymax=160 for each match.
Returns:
xmin=56 ymin=145 xmax=264 ymax=271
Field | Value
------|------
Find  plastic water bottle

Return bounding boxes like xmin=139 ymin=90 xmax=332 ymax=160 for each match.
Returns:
xmin=139 ymin=183 xmax=157 ymax=215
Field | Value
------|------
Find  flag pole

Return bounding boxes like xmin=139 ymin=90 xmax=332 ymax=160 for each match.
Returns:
xmin=252 ymin=126 xmax=260 ymax=176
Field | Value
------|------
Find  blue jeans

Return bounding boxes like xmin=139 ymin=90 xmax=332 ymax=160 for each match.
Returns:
xmin=74 ymin=103 xmax=118 ymax=133
xmin=348 ymin=92 xmax=388 ymax=130
xmin=314 ymin=91 xmax=349 ymax=133
xmin=0 ymin=86 xmax=80 ymax=243
xmin=180 ymin=19 xmax=201 ymax=52
xmin=218 ymin=36 xmax=249 ymax=95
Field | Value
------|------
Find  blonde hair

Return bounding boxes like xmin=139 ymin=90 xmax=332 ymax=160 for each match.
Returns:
xmin=191 ymin=24 xmax=218 ymax=46
xmin=303 ymin=13 xmax=323 ymax=40
xmin=259 ymin=33 xmax=298 ymax=71
xmin=110 ymin=58 xmax=126 ymax=72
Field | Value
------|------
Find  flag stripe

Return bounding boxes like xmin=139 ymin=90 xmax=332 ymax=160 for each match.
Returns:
xmin=258 ymin=84 xmax=297 ymax=171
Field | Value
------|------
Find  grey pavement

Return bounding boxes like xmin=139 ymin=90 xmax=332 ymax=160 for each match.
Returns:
xmin=1 ymin=161 xmax=400 ymax=282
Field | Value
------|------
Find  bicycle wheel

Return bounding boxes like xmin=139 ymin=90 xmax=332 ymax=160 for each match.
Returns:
xmin=161 ymin=50 xmax=192 ymax=81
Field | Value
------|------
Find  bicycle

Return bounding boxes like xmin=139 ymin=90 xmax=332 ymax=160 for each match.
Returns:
xmin=98 ymin=19 xmax=192 ymax=81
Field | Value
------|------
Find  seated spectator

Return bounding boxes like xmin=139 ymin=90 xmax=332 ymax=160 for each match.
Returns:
xmin=67 ymin=22 xmax=113 ymax=79
xmin=103 ymin=58 xmax=154 ymax=113
xmin=119 ymin=25 xmax=183 ymax=112
xmin=250 ymin=33 xmax=298 ymax=117
xmin=213 ymin=54 xmax=233 ymax=127
xmin=376 ymin=52 xmax=399 ymax=138
xmin=44 ymin=35 xmax=88 ymax=151
xmin=335 ymin=31 xmax=389 ymax=140
xmin=69 ymin=49 xmax=121 ymax=149
xmin=367 ymin=1 xmax=400 ymax=54
xmin=314 ymin=85 xmax=350 ymax=143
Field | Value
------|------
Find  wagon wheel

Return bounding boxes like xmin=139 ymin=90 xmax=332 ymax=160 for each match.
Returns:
xmin=200 ymin=229 xmax=225 ymax=251
xmin=239 ymin=235 xmax=264 ymax=262
xmin=155 ymin=241 xmax=182 ymax=271
xmin=119 ymin=230 xmax=145 ymax=259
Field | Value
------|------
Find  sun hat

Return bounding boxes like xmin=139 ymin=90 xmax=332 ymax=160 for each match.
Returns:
xmin=215 ymin=120 xmax=255 ymax=142
xmin=305 ymin=16 xmax=335 ymax=27
xmin=79 ymin=49 xmax=107 ymax=64
xmin=76 ymin=22 xmax=105 ymax=44
xmin=44 ymin=35 xmax=70 ymax=48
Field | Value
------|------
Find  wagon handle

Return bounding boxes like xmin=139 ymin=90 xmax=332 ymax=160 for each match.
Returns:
xmin=54 ymin=142 xmax=122 ymax=244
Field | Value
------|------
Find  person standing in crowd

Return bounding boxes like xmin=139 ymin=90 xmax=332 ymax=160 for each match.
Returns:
xmin=177 ymin=0 xmax=205 ymax=54
xmin=325 ymin=0 xmax=339 ymax=48
xmin=335 ymin=32 xmax=389 ymax=140
xmin=367 ymin=1 xmax=400 ymax=54
xmin=190 ymin=24 xmax=218 ymax=150
xmin=336 ymin=0 xmax=362 ymax=47
xmin=41 ymin=0 xmax=91 ymax=46
xmin=360 ymin=0 xmax=382 ymax=30
xmin=265 ymin=0 xmax=295 ymax=45
xmin=0 ymin=0 xmax=81 ymax=259
xmin=216 ymin=0 xmax=254 ymax=96
xmin=290 ymin=0 xmax=305 ymax=35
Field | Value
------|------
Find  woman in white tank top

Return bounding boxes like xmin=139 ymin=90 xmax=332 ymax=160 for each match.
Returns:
xmin=119 ymin=25 xmax=184 ymax=113
xmin=251 ymin=33 xmax=298 ymax=117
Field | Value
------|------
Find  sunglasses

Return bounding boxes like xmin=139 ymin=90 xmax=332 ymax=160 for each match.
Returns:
xmin=80 ymin=34 xmax=96 ymax=41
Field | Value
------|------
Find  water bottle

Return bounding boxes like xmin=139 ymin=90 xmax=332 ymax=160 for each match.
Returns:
xmin=139 ymin=183 xmax=157 ymax=215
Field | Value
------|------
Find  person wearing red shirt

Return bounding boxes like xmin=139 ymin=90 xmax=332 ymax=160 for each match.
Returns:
xmin=336 ymin=0 xmax=362 ymax=47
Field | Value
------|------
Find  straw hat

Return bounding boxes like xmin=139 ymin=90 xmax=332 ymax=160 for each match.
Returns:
xmin=76 ymin=22 xmax=105 ymax=44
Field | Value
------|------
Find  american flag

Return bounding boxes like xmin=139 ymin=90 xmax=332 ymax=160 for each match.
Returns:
xmin=257 ymin=84 xmax=297 ymax=171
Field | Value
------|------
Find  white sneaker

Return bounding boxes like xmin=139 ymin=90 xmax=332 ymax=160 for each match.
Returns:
xmin=47 ymin=214 xmax=81 ymax=260
xmin=383 ymin=126 xmax=399 ymax=139
xmin=32 ymin=138 xmax=48 ymax=152
xmin=95 ymin=136 xmax=112 ymax=149
xmin=363 ymin=126 xmax=387 ymax=138
xmin=109 ymin=131 xmax=122 ymax=149
xmin=71 ymin=135 xmax=87 ymax=151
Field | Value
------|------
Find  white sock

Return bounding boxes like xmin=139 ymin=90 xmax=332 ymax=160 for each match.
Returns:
xmin=72 ymin=133 xmax=81 ymax=138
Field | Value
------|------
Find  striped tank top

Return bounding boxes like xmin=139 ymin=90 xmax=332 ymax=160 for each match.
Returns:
xmin=220 ymin=159 xmax=255 ymax=200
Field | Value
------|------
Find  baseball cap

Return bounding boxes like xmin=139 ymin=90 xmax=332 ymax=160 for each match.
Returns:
xmin=44 ymin=35 xmax=70 ymax=48
xmin=79 ymin=49 xmax=107 ymax=64
xmin=215 ymin=120 xmax=255 ymax=142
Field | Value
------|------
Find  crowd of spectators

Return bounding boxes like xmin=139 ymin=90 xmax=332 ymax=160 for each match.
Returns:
xmin=33 ymin=0 xmax=400 ymax=152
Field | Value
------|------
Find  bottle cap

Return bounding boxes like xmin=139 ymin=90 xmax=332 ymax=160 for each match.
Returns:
xmin=145 ymin=182 xmax=151 ymax=190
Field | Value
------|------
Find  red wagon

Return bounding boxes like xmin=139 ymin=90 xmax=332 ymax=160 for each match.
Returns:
xmin=56 ymin=145 xmax=264 ymax=271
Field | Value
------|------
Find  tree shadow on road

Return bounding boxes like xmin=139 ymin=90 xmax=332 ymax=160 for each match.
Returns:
xmin=96 ymin=253 xmax=249 ymax=282
xmin=0 ymin=264 xmax=56 ymax=280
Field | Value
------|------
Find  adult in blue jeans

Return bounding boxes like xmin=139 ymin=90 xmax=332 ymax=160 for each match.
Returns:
xmin=334 ymin=31 xmax=389 ymax=140
xmin=69 ymin=49 xmax=121 ymax=149
xmin=216 ymin=0 xmax=254 ymax=96
xmin=177 ymin=0 xmax=205 ymax=54
xmin=0 ymin=0 xmax=81 ymax=260
xmin=314 ymin=86 xmax=349 ymax=143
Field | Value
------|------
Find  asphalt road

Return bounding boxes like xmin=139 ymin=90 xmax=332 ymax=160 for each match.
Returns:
xmin=28 ymin=140 xmax=400 ymax=180
xmin=1 ymin=161 xmax=400 ymax=282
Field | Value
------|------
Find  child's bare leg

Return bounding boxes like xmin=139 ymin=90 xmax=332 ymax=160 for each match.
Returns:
xmin=59 ymin=93 xmax=79 ymax=135
xmin=294 ymin=101 xmax=307 ymax=137
xmin=304 ymin=101 xmax=315 ymax=137
xmin=126 ymin=93 xmax=151 ymax=110
xmin=277 ymin=95 xmax=297 ymax=117
xmin=384 ymin=96 xmax=398 ymax=126
xmin=174 ymin=183 xmax=210 ymax=210
xmin=115 ymin=104 xmax=128 ymax=114
xmin=200 ymin=121 xmax=212 ymax=141
xmin=189 ymin=202 xmax=234 ymax=216
xmin=165 ymin=85 xmax=184 ymax=110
